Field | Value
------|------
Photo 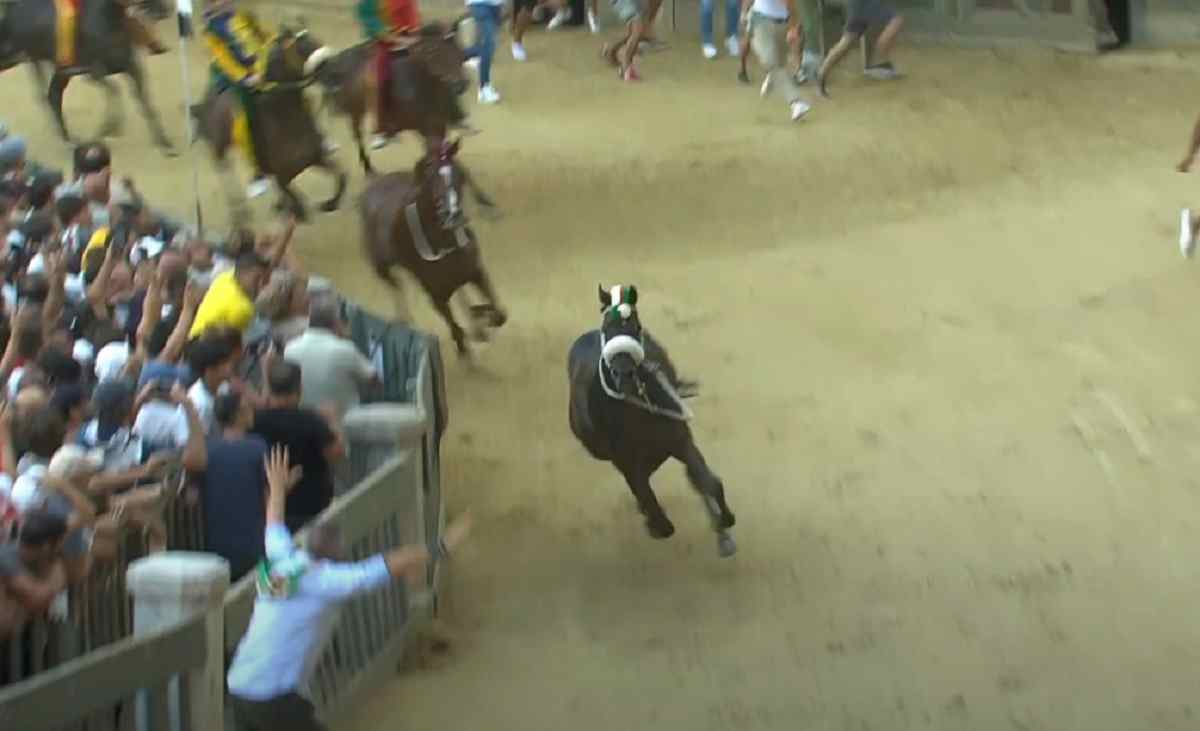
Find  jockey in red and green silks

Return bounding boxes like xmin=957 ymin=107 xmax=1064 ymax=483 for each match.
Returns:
xmin=356 ymin=0 xmax=420 ymax=147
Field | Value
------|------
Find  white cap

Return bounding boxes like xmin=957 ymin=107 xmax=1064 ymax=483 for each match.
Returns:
xmin=73 ymin=339 xmax=96 ymax=366
xmin=94 ymin=341 xmax=130 ymax=383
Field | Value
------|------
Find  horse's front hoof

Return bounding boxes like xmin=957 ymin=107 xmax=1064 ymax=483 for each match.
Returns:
xmin=718 ymin=509 xmax=735 ymax=531
xmin=717 ymin=532 xmax=737 ymax=558
xmin=319 ymin=199 xmax=339 ymax=213
xmin=646 ymin=516 xmax=675 ymax=539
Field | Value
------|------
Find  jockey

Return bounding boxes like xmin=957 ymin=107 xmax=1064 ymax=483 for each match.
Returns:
xmin=54 ymin=0 xmax=168 ymax=69
xmin=203 ymin=0 xmax=272 ymax=199
xmin=355 ymin=0 xmax=421 ymax=151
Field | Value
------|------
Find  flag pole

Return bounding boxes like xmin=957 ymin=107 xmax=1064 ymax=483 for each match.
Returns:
xmin=176 ymin=0 xmax=204 ymax=234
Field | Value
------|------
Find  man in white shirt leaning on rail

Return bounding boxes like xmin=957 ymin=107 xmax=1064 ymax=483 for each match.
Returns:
xmin=226 ymin=445 xmax=472 ymax=730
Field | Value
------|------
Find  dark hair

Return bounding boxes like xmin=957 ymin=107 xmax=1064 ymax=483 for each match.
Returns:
xmin=50 ymin=383 xmax=87 ymax=420
xmin=54 ymin=195 xmax=87 ymax=227
xmin=29 ymin=172 xmax=64 ymax=210
xmin=74 ymin=142 xmax=111 ymax=177
xmin=186 ymin=330 xmax=238 ymax=375
xmin=266 ymin=359 xmax=302 ymax=397
xmin=37 ymin=346 xmax=82 ymax=386
xmin=229 ymin=228 xmax=256 ymax=257
xmin=19 ymin=510 xmax=69 ymax=547
xmin=145 ymin=316 xmax=177 ymax=358
xmin=21 ymin=406 xmax=66 ymax=460
xmin=306 ymin=520 xmax=343 ymax=561
xmin=19 ymin=212 xmax=55 ymax=246
xmin=14 ymin=321 xmax=42 ymax=360
xmin=91 ymin=322 xmax=127 ymax=350
xmin=213 ymin=391 xmax=244 ymax=428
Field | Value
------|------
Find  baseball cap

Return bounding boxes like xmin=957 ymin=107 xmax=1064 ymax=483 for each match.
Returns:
xmin=93 ymin=341 xmax=131 ymax=383
xmin=91 ymin=377 xmax=135 ymax=416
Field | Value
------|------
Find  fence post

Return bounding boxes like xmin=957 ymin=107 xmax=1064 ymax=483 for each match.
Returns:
xmin=127 ymin=552 xmax=230 ymax=731
xmin=343 ymin=403 xmax=428 ymax=484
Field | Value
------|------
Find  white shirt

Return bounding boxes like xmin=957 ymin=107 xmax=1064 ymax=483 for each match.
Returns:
xmin=752 ymin=0 xmax=789 ymax=20
xmin=79 ymin=421 xmax=145 ymax=474
xmin=226 ymin=522 xmax=392 ymax=701
xmin=133 ymin=401 xmax=190 ymax=454
xmin=284 ymin=328 xmax=377 ymax=422
xmin=187 ymin=380 xmax=217 ymax=435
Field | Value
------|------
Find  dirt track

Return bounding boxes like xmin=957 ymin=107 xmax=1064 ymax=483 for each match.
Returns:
xmin=5 ymin=9 xmax=1200 ymax=729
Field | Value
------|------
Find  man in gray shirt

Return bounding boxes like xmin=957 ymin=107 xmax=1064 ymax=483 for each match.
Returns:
xmin=283 ymin=302 xmax=379 ymax=423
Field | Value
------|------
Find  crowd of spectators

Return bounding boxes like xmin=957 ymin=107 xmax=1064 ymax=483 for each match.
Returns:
xmin=0 ymin=124 xmax=381 ymax=654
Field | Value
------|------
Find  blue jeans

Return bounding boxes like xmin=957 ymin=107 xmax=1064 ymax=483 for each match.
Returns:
xmin=465 ymin=3 xmax=500 ymax=87
xmin=701 ymin=0 xmax=739 ymax=45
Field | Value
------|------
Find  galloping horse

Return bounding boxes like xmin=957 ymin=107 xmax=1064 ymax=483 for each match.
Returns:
xmin=192 ymin=27 xmax=344 ymax=224
xmin=567 ymin=285 xmax=737 ymax=557
xmin=0 ymin=0 xmax=175 ymax=154
xmin=315 ymin=19 xmax=470 ymax=175
xmin=360 ymin=139 xmax=505 ymax=356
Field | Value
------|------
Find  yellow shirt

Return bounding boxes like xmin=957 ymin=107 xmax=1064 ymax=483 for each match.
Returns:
xmin=189 ymin=270 xmax=254 ymax=338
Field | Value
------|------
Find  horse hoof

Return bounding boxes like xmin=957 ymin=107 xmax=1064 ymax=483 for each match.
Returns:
xmin=490 ymin=309 xmax=508 ymax=328
xmin=717 ymin=532 xmax=737 ymax=558
xmin=646 ymin=517 xmax=675 ymax=539
xmin=719 ymin=510 xmax=736 ymax=531
xmin=319 ymin=200 xmax=339 ymax=213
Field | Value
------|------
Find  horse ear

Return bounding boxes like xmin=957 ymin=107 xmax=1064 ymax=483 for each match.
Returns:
xmin=625 ymin=286 xmax=638 ymax=306
xmin=598 ymin=285 xmax=612 ymax=310
xmin=448 ymin=139 xmax=461 ymax=157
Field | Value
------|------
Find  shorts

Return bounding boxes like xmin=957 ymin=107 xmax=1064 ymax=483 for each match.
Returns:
xmin=611 ymin=0 xmax=644 ymax=24
xmin=846 ymin=0 xmax=895 ymax=35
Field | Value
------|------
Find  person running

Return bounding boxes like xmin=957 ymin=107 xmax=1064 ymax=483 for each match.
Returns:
xmin=226 ymin=445 xmax=473 ymax=731
xmin=203 ymin=0 xmax=272 ymax=198
xmin=816 ymin=0 xmax=904 ymax=97
xmin=736 ymin=0 xmax=803 ymax=86
xmin=464 ymin=0 xmax=503 ymax=104
xmin=745 ymin=0 xmax=810 ymax=121
xmin=1177 ymin=113 xmax=1200 ymax=257
xmin=701 ymin=0 xmax=740 ymax=60
xmin=601 ymin=0 xmax=651 ymax=81
xmin=356 ymin=0 xmax=421 ymax=150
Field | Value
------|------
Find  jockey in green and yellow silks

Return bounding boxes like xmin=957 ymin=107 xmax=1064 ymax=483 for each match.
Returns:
xmin=203 ymin=0 xmax=272 ymax=198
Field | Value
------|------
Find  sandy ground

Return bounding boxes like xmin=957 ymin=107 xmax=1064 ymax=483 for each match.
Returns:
xmin=4 ymin=7 xmax=1200 ymax=729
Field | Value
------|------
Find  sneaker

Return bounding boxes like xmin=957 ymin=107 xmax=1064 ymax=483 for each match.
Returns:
xmin=789 ymin=100 xmax=811 ymax=121
xmin=370 ymin=133 xmax=393 ymax=150
xmin=587 ymin=9 xmax=599 ymax=33
xmin=794 ymin=68 xmax=809 ymax=85
xmin=477 ymin=84 xmax=501 ymax=104
xmin=725 ymin=35 xmax=740 ymax=56
xmin=1181 ymin=209 xmax=1196 ymax=258
xmin=760 ymin=74 xmax=772 ymax=97
xmin=512 ymin=42 xmax=527 ymax=61
xmin=702 ymin=43 xmax=718 ymax=59
xmin=246 ymin=177 xmax=271 ymax=198
xmin=464 ymin=57 xmax=480 ymax=71
xmin=864 ymin=62 xmax=900 ymax=80
xmin=547 ymin=8 xmax=571 ymax=30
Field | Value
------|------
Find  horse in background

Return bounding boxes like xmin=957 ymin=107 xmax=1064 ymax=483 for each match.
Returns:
xmin=567 ymin=285 xmax=737 ymax=557
xmin=0 ymin=0 xmax=175 ymax=154
xmin=192 ymin=26 xmax=344 ymax=224
xmin=314 ymin=19 xmax=471 ymax=175
xmin=360 ymin=138 xmax=504 ymax=356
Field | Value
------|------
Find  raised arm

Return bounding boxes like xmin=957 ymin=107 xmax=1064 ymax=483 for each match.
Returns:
xmin=160 ymin=281 xmax=204 ymax=364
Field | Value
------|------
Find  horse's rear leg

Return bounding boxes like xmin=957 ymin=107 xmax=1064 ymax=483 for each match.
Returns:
xmin=469 ymin=258 xmax=507 ymax=329
xmin=430 ymin=296 xmax=469 ymax=356
xmin=125 ymin=62 xmax=176 ymax=155
xmin=315 ymin=157 xmax=347 ymax=213
xmin=620 ymin=467 xmax=674 ymax=539
xmin=38 ymin=67 xmax=72 ymax=143
xmin=679 ymin=440 xmax=736 ymax=557
xmin=349 ymin=105 xmax=374 ymax=176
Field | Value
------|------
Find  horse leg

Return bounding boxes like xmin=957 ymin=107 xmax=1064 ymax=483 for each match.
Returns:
xmin=124 ymin=61 xmax=177 ymax=155
xmin=430 ymin=295 xmax=469 ymax=357
xmin=276 ymin=182 xmax=309 ymax=223
xmin=678 ymin=440 xmax=737 ymax=557
xmin=315 ymin=157 xmax=347 ymax=213
xmin=620 ymin=466 xmax=674 ymax=539
xmin=38 ymin=66 xmax=72 ymax=143
xmin=349 ymin=101 xmax=374 ymax=176
xmin=87 ymin=72 xmax=124 ymax=138
xmin=469 ymin=263 xmax=508 ymax=329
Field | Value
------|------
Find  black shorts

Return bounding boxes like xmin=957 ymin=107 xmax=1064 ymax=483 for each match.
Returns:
xmin=230 ymin=693 xmax=326 ymax=731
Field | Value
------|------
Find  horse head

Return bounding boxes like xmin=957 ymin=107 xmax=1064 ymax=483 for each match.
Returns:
xmin=267 ymin=24 xmax=335 ymax=84
xmin=598 ymin=284 xmax=645 ymax=399
xmin=412 ymin=20 xmax=470 ymax=97
xmin=417 ymin=138 xmax=465 ymax=221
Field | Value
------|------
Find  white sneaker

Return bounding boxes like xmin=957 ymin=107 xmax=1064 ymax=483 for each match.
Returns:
xmin=702 ymin=43 xmax=718 ymax=59
xmin=548 ymin=8 xmax=571 ymax=30
xmin=477 ymin=84 xmax=501 ymax=104
xmin=725 ymin=35 xmax=740 ymax=56
xmin=464 ymin=57 xmax=480 ymax=71
xmin=246 ymin=177 xmax=271 ymax=198
xmin=512 ymin=42 xmax=527 ymax=61
xmin=370 ymin=134 xmax=393 ymax=150
xmin=1181 ymin=209 xmax=1195 ymax=258
xmin=760 ymin=74 xmax=772 ymax=97
xmin=587 ymin=9 xmax=599 ymax=32
xmin=790 ymin=100 xmax=811 ymax=121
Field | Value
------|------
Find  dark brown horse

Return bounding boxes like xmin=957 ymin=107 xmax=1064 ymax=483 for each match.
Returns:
xmin=191 ymin=27 xmax=343 ymax=224
xmin=567 ymin=285 xmax=736 ymax=557
xmin=360 ymin=139 xmax=504 ymax=355
xmin=315 ymin=19 xmax=470 ymax=175
xmin=0 ymin=0 xmax=175 ymax=154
